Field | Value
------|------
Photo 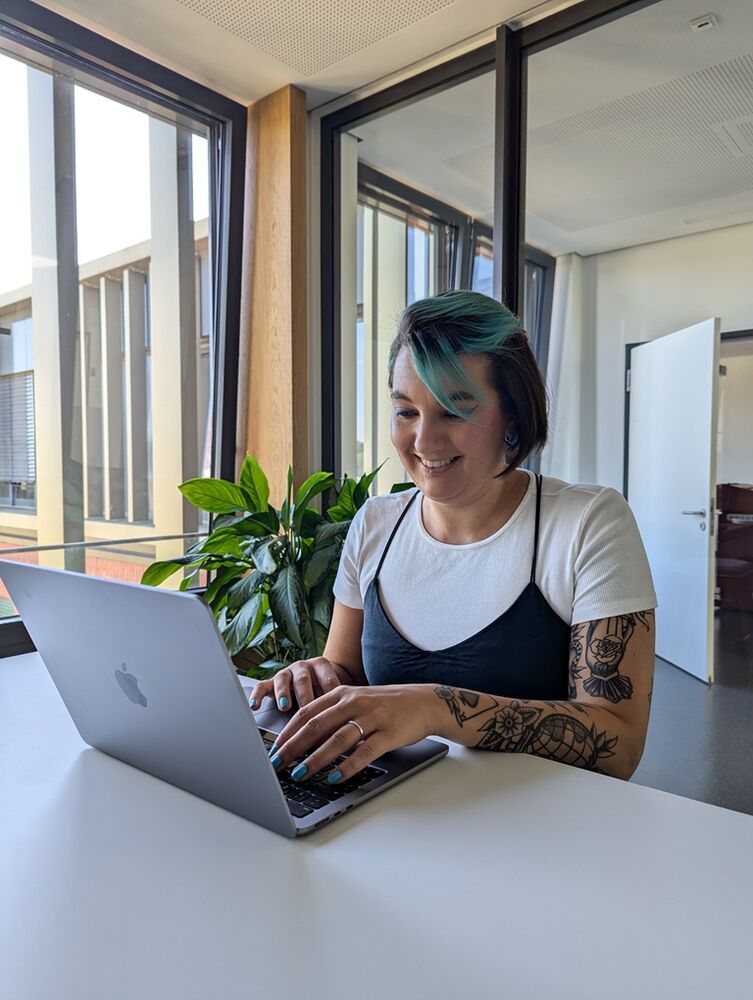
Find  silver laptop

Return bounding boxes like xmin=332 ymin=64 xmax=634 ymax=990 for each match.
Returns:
xmin=0 ymin=560 xmax=448 ymax=838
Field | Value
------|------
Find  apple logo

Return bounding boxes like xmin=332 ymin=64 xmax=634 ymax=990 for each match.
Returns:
xmin=114 ymin=662 xmax=148 ymax=707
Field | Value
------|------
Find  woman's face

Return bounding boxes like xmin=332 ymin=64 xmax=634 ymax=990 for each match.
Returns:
xmin=389 ymin=347 xmax=511 ymax=500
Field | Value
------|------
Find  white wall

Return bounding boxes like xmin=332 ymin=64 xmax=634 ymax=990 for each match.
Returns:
xmin=718 ymin=353 xmax=753 ymax=486
xmin=581 ymin=221 xmax=753 ymax=490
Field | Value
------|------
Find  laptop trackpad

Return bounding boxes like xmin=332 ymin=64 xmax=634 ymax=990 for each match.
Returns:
xmin=252 ymin=707 xmax=292 ymax=734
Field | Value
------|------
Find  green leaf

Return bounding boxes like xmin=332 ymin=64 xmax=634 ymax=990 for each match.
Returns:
xmin=269 ymin=565 xmax=304 ymax=649
xmin=311 ymin=585 xmax=334 ymax=629
xmin=303 ymin=545 xmax=338 ymax=590
xmin=141 ymin=558 xmax=195 ymax=587
xmin=312 ymin=619 xmax=329 ymax=656
xmin=204 ymin=566 xmax=242 ymax=607
xmin=222 ymin=592 xmax=264 ymax=657
xmin=179 ymin=566 xmax=203 ymax=591
xmin=251 ymin=537 xmax=278 ymax=574
xmin=211 ymin=513 xmax=246 ymax=530
xmin=239 ymin=455 xmax=270 ymax=511
xmin=299 ymin=507 xmax=325 ymax=538
xmin=389 ymin=481 xmax=416 ymax=493
xmin=327 ymin=478 xmax=356 ymax=521
xmin=293 ymin=472 xmax=335 ymax=530
xmin=195 ymin=531 xmax=245 ymax=556
xmin=248 ymin=617 xmax=275 ymax=649
xmin=257 ymin=658 xmax=288 ymax=672
xmin=243 ymin=509 xmax=280 ymax=534
xmin=180 ymin=478 xmax=254 ymax=514
xmin=226 ymin=570 xmax=264 ymax=611
xmin=315 ymin=520 xmax=351 ymax=545
xmin=352 ymin=461 xmax=386 ymax=508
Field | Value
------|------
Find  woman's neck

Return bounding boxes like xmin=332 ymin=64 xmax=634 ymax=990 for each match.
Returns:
xmin=420 ymin=469 xmax=532 ymax=545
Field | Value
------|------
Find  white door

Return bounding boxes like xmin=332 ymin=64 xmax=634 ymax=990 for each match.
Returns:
xmin=627 ymin=318 xmax=720 ymax=682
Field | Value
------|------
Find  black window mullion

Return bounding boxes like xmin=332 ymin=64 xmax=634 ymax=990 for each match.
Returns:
xmin=0 ymin=0 xmax=246 ymax=658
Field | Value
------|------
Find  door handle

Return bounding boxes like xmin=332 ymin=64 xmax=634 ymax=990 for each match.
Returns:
xmin=681 ymin=510 xmax=706 ymax=516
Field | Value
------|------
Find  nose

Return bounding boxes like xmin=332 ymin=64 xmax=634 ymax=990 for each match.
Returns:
xmin=413 ymin=414 xmax=450 ymax=456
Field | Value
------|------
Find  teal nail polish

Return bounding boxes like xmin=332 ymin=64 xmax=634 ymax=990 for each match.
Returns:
xmin=250 ymin=698 xmax=257 ymax=709
xmin=279 ymin=696 xmax=289 ymax=710
xmin=291 ymin=763 xmax=308 ymax=781
xmin=327 ymin=770 xmax=342 ymax=784
xmin=270 ymin=753 xmax=283 ymax=770
xmin=267 ymin=743 xmax=278 ymax=756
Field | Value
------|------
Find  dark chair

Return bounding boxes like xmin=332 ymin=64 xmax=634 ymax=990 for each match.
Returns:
xmin=716 ymin=484 xmax=753 ymax=613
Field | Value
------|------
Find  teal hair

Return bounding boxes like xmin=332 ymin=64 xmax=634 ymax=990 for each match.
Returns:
xmin=387 ymin=290 xmax=523 ymax=419
xmin=387 ymin=290 xmax=548 ymax=473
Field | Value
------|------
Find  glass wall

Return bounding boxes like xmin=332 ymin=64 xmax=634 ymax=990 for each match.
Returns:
xmin=335 ymin=64 xmax=557 ymax=492
xmin=0 ymin=42 xmax=215 ymax=619
xmin=341 ymin=70 xmax=496 ymax=494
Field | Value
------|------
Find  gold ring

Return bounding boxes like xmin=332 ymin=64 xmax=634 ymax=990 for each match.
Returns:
xmin=345 ymin=719 xmax=365 ymax=742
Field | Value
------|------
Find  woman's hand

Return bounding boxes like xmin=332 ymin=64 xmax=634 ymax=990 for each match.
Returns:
xmin=266 ymin=684 xmax=437 ymax=785
xmin=250 ymin=657 xmax=354 ymax=712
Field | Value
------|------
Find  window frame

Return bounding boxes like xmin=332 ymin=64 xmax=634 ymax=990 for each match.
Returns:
xmin=320 ymin=0 xmax=662 ymax=482
xmin=0 ymin=0 xmax=246 ymax=657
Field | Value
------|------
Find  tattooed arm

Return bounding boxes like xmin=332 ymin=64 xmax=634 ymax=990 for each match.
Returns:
xmin=428 ymin=610 xmax=655 ymax=780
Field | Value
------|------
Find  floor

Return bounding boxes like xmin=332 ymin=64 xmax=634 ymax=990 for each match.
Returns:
xmin=632 ymin=609 xmax=753 ymax=815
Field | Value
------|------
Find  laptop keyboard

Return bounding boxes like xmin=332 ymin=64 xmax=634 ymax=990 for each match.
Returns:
xmin=260 ymin=730 xmax=387 ymax=819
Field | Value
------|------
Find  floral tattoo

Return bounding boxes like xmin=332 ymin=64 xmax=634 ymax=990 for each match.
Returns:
xmin=570 ymin=611 xmax=653 ymax=704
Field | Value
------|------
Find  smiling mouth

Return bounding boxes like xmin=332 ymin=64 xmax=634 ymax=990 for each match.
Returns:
xmin=418 ymin=456 xmax=461 ymax=469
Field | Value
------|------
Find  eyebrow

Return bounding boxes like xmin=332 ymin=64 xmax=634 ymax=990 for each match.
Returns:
xmin=390 ymin=390 xmax=477 ymax=403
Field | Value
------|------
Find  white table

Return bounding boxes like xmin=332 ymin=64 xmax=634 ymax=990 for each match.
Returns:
xmin=2 ymin=653 xmax=752 ymax=1000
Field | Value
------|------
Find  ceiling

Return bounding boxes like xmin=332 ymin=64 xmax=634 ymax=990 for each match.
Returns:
xmin=353 ymin=0 xmax=753 ymax=257
xmin=35 ymin=0 xmax=753 ymax=259
xmin=35 ymin=0 xmax=572 ymax=109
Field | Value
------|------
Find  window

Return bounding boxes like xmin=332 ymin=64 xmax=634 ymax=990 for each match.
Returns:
xmin=350 ymin=167 xmax=552 ymax=488
xmin=0 ymin=3 xmax=245 ymax=655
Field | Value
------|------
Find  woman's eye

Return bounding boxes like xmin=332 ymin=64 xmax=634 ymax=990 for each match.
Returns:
xmin=394 ymin=409 xmax=472 ymax=420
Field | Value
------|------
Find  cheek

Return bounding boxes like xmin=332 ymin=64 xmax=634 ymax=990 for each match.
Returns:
xmin=390 ymin=417 xmax=407 ymax=448
xmin=463 ymin=416 xmax=503 ymax=455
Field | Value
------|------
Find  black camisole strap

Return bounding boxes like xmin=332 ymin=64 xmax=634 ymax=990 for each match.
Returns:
xmin=373 ymin=488 xmax=420 ymax=581
xmin=530 ymin=473 xmax=542 ymax=584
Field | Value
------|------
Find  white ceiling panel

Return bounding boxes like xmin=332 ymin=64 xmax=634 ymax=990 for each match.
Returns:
xmin=34 ymin=0 xmax=571 ymax=107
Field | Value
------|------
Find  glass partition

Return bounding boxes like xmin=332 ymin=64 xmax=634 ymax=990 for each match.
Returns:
xmin=0 ymin=41 xmax=215 ymax=619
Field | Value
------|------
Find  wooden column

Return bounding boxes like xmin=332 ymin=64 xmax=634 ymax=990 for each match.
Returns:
xmin=238 ymin=85 xmax=308 ymax=503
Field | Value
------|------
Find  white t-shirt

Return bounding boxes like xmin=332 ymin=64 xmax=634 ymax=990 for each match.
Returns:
xmin=333 ymin=470 xmax=657 ymax=652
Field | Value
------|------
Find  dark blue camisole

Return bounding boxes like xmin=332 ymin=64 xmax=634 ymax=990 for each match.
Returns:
xmin=361 ymin=474 xmax=571 ymax=700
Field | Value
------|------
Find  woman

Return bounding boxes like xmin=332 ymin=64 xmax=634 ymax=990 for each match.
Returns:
xmin=252 ymin=291 xmax=657 ymax=783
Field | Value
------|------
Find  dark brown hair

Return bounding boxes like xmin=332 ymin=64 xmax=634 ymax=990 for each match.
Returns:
xmin=387 ymin=290 xmax=548 ymax=477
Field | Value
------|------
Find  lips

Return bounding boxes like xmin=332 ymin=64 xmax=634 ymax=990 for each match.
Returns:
xmin=418 ymin=456 xmax=461 ymax=474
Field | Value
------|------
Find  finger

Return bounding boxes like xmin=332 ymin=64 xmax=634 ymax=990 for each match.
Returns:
xmin=313 ymin=663 xmax=344 ymax=695
xmin=286 ymin=721 xmax=367 ymax=783
xmin=290 ymin=665 xmax=316 ymax=708
xmin=270 ymin=690 xmax=351 ymax=762
xmin=272 ymin=668 xmax=293 ymax=711
xmin=248 ymin=679 xmax=273 ymax=710
xmin=324 ymin=737 xmax=386 ymax=784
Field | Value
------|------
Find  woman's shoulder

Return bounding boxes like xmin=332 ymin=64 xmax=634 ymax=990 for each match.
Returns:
xmin=539 ymin=474 xmax=632 ymax=529
xmin=340 ymin=488 xmax=418 ymax=566
xmin=357 ymin=487 xmax=418 ymax=530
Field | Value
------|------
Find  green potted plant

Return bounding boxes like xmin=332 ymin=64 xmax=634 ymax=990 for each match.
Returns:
xmin=141 ymin=455 xmax=411 ymax=679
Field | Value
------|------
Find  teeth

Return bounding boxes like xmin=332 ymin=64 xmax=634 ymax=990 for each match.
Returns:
xmin=421 ymin=457 xmax=457 ymax=468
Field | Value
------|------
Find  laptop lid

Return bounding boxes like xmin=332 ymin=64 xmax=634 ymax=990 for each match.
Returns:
xmin=0 ymin=560 xmax=297 ymax=838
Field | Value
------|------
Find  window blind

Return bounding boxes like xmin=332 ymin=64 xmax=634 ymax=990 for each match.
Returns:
xmin=0 ymin=370 xmax=36 ymax=482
